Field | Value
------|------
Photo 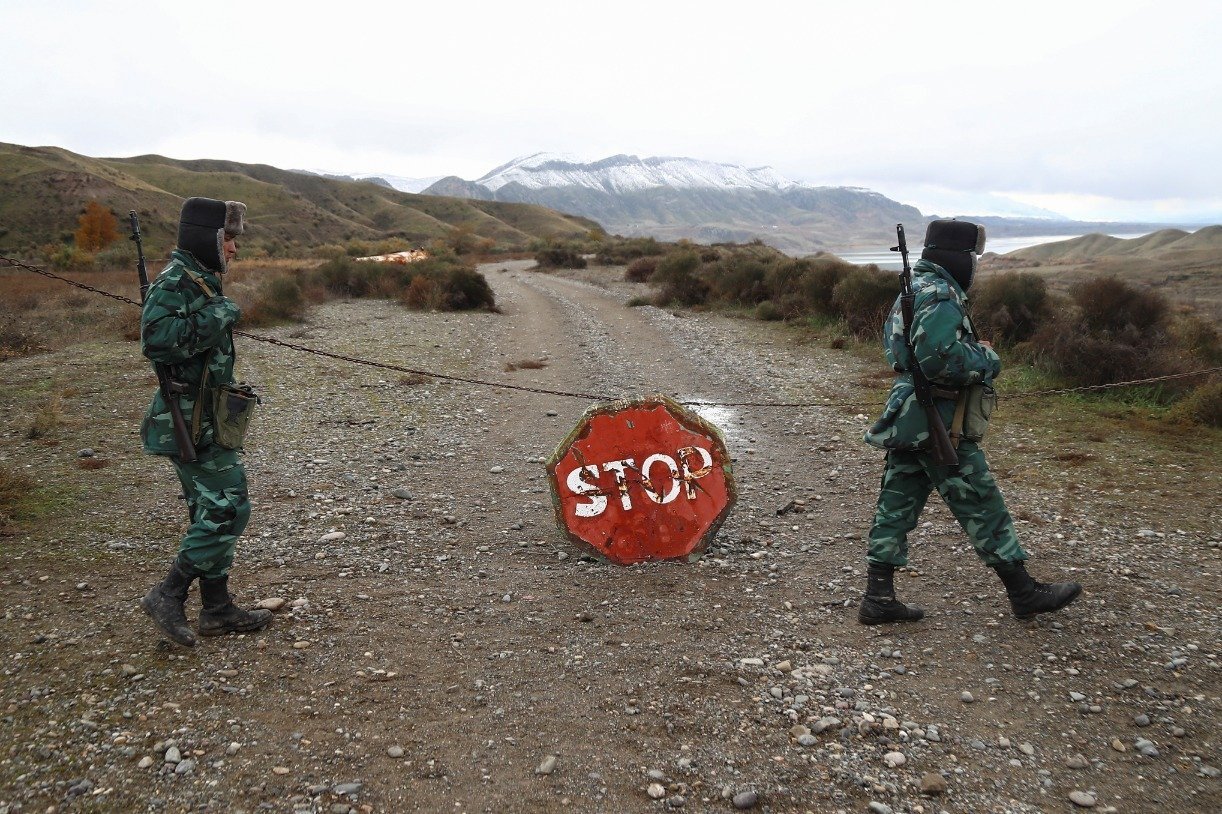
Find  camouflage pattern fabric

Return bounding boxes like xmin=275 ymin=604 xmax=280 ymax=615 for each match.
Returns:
xmin=864 ymin=259 xmax=1001 ymax=451
xmin=171 ymin=449 xmax=250 ymax=578
xmin=867 ymin=438 xmax=1028 ymax=568
xmin=140 ymin=249 xmax=240 ymax=457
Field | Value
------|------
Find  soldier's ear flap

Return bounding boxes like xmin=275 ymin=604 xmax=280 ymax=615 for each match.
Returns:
xmin=224 ymin=202 xmax=247 ymax=237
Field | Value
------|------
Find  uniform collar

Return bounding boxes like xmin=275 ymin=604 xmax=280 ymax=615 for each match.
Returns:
xmin=913 ymin=258 xmax=968 ymax=300
xmin=171 ymin=249 xmax=224 ymax=293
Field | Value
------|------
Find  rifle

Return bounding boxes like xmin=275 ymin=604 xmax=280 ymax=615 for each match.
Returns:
xmin=892 ymin=223 xmax=958 ymax=467
xmin=130 ymin=211 xmax=197 ymax=463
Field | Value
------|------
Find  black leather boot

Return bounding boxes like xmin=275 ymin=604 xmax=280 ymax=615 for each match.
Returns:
xmin=141 ymin=559 xmax=198 ymax=647
xmin=992 ymin=561 xmax=1082 ymax=619
xmin=858 ymin=562 xmax=925 ymax=625
xmin=198 ymin=575 xmax=273 ymax=636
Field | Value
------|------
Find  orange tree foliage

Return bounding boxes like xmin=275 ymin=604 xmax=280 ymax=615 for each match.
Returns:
xmin=74 ymin=202 xmax=119 ymax=252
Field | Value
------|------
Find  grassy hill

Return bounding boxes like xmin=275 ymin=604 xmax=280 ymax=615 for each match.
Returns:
xmin=1004 ymin=227 xmax=1222 ymax=263
xmin=984 ymin=226 xmax=1222 ymax=319
xmin=0 ymin=143 xmax=600 ymax=257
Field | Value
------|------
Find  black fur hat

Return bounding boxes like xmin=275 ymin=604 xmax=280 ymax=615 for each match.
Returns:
xmin=921 ymin=218 xmax=986 ymax=290
xmin=177 ymin=197 xmax=246 ymax=273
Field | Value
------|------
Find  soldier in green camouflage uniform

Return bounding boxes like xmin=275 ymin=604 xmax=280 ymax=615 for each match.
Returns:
xmin=139 ymin=197 xmax=272 ymax=647
xmin=859 ymin=219 xmax=1081 ymax=625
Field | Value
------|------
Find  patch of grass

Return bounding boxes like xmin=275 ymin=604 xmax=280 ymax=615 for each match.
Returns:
xmin=28 ymin=395 xmax=63 ymax=440
xmin=0 ymin=466 xmax=37 ymax=534
xmin=76 ymin=458 xmax=110 ymax=470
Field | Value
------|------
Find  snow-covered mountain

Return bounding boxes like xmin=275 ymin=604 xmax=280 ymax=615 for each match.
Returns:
xmin=352 ymin=173 xmax=444 ymax=194
xmin=294 ymin=168 xmax=443 ymax=194
xmin=474 ymin=152 xmax=799 ymax=194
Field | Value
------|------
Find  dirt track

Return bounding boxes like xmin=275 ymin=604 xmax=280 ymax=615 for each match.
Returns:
xmin=1 ymin=261 xmax=1219 ymax=814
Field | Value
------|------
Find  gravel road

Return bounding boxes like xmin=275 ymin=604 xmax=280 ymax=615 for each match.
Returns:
xmin=0 ymin=261 xmax=1218 ymax=814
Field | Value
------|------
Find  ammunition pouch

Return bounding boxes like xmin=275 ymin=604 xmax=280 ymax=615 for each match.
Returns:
xmin=210 ymin=382 xmax=259 ymax=450
xmin=961 ymin=383 xmax=996 ymax=442
xmin=189 ymin=345 xmax=259 ymax=451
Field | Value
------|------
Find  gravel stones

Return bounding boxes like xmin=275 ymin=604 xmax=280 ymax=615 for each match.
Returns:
xmin=256 ymin=597 xmax=287 ymax=611
xmin=959 ymin=691 xmax=975 ymax=703
xmin=882 ymin=751 xmax=907 ymax=768
xmin=1068 ymin=790 xmax=1097 ymax=807
xmin=387 ymin=745 xmax=404 ymax=758
xmin=732 ymin=790 xmax=759 ymax=809
xmin=647 ymin=782 xmax=666 ymax=799
xmin=867 ymin=803 xmax=894 ymax=814
xmin=920 ymin=772 xmax=947 ymax=795
xmin=535 ymin=755 xmax=557 ymax=775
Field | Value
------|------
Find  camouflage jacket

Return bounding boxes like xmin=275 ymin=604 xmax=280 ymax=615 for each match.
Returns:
xmin=863 ymin=259 xmax=1001 ymax=451
xmin=139 ymin=250 xmax=240 ymax=458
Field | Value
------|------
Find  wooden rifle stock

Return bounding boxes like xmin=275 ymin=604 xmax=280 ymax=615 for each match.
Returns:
xmin=131 ymin=212 xmax=197 ymax=463
xmin=893 ymin=224 xmax=958 ymax=467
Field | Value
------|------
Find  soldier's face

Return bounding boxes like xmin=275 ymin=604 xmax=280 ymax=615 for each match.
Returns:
xmin=223 ymin=235 xmax=239 ymax=265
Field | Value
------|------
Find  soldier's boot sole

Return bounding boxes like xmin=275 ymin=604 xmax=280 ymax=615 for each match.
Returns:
xmin=858 ymin=596 xmax=925 ymax=625
xmin=1012 ymin=582 xmax=1082 ymax=620
xmin=140 ymin=588 xmax=197 ymax=647
xmin=199 ymin=605 xmax=273 ymax=637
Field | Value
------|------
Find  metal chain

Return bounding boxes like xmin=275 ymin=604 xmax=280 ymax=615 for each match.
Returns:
xmin=4 ymin=255 xmax=1218 ymax=408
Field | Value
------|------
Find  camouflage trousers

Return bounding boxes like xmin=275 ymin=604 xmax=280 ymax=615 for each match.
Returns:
xmin=169 ymin=448 xmax=251 ymax=579
xmin=867 ymin=441 xmax=1027 ymax=567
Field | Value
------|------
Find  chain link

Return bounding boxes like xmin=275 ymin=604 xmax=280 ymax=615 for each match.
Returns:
xmin=4 ymin=255 xmax=1218 ymax=408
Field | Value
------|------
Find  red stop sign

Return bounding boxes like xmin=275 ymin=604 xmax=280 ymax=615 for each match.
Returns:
xmin=545 ymin=396 xmax=737 ymax=565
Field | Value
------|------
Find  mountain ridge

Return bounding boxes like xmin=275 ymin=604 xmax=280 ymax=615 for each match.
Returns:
xmin=0 ymin=143 xmax=598 ymax=256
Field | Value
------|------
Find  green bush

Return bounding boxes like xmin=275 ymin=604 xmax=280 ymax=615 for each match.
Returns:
xmin=970 ymin=272 xmax=1051 ymax=345
xmin=710 ymin=255 xmax=770 ymax=305
xmin=302 ymin=255 xmax=495 ymax=312
xmin=535 ymin=243 xmax=587 ymax=269
xmin=832 ymin=266 xmax=901 ymax=338
xmin=796 ymin=258 xmax=853 ymax=318
xmin=595 ymin=236 xmax=666 ymax=265
xmin=243 ymin=275 xmax=306 ymax=326
xmin=652 ymin=250 xmax=709 ymax=306
xmin=1170 ymin=379 xmax=1222 ymax=427
xmin=754 ymin=300 xmax=783 ymax=321
xmin=1171 ymin=313 xmax=1221 ymax=364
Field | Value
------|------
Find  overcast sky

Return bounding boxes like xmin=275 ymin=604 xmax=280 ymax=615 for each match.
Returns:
xmin=3 ymin=0 xmax=1219 ymax=222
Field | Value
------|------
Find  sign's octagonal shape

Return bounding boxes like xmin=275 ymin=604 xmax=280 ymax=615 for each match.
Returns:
xmin=546 ymin=395 xmax=737 ymax=565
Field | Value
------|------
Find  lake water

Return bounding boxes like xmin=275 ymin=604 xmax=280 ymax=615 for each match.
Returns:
xmin=830 ymin=232 xmax=1153 ymax=270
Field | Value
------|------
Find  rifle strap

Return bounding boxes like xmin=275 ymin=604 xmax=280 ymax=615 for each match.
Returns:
xmin=180 ymin=267 xmax=219 ymax=445
xmin=949 ymin=390 xmax=968 ymax=449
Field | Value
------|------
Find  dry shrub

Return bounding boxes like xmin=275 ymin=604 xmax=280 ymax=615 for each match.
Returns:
xmin=653 ymin=250 xmax=708 ymax=306
xmin=1171 ymin=312 xmax=1221 ymax=364
xmin=1073 ymin=275 xmax=1167 ymax=335
xmin=971 ymin=272 xmax=1051 ymax=345
xmin=404 ymin=275 xmax=446 ymax=310
xmin=28 ymin=396 xmax=63 ymax=440
xmin=1170 ymin=379 xmax=1222 ymax=427
xmin=625 ymin=257 xmax=659 ymax=283
xmin=114 ymin=314 xmax=141 ymax=341
xmin=534 ymin=243 xmax=587 ymax=270
xmin=0 ymin=325 xmax=42 ymax=360
xmin=1022 ymin=277 xmax=1182 ymax=387
xmin=0 ymin=465 xmax=36 ymax=534
xmin=832 ymin=266 xmax=901 ymax=338
xmin=241 ymin=274 xmax=307 ymax=327
xmin=398 ymin=373 xmax=429 ymax=386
